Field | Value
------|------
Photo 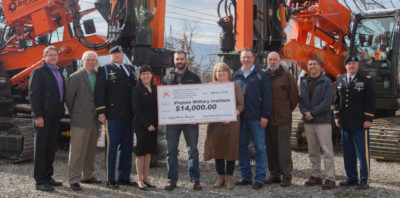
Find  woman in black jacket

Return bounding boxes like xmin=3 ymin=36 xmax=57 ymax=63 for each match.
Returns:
xmin=131 ymin=65 xmax=158 ymax=190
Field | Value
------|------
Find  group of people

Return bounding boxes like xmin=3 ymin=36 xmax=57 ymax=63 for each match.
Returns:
xmin=29 ymin=44 xmax=375 ymax=193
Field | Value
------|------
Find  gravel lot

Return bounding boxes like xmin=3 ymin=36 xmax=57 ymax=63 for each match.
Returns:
xmin=0 ymin=125 xmax=399 ymax=198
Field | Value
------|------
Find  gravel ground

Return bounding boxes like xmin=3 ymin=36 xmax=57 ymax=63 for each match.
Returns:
xmin=0 ymin=125 xmax=399 ymax=198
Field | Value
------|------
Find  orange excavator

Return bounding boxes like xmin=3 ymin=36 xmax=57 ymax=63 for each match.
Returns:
xmin=0 ymin=0 xmax=173 ymax=162
xmin=216 ymin=0 xmax=400 ymax=161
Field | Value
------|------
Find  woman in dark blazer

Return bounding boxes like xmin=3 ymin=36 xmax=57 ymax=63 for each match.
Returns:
xmin=131 ymin=65 xmax=158 ymax=190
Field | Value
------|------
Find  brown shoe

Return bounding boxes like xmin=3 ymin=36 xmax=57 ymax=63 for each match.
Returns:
xmin=322 ymin=180 xmax=336 ymax=190
xmin=193 ymin=181 xmax=202 ymax=190
xmin=264 ymin=176 xmax=281 ymax=184
xmin=280 ymin=178 xmax=292 ymax=187
xmin=164 ymin=181 xmax=177 ymax=191
xmin=226 ymin=176 xmax=234 ymax=190
xmin=213 ymin=175 xmax=225 ymax=188
xmin=305 ymin=176 xmax=323 ymax=186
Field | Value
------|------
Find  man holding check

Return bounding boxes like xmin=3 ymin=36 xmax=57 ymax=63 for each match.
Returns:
xmin=161 ymin=51 xmax=202 ymax=191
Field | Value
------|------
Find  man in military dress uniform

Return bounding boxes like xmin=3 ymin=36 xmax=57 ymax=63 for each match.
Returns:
xmin=94 ymin=45 xmax=137 ymax=189
xmin=334 ymin=56 xmax=375 ymax=189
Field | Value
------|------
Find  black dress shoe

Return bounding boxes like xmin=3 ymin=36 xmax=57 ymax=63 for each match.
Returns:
xmin=235 ymin=180 xmax=252 ymax=185
xmin=356 ymin=183 xmax=369 ymax=189
xmin=36 ymin=184 xmax=54 ymax=192
xmin=252 ymin=182 xmax=263 ymax=190
xmin=117 ymin=179 xmax=138 ymax=186
xmin=339 ymin=180 xmax=358 ymax=187
xmin=48 ymin=178 xmax=63 ymax=186
xmin=144 ymin=181 xmax=156 ymax=188
xmin=106 ymin=181 xmax=119 ymax=189
xmin=70 ymin=183 xmax=82 ymax=191
xmin=138 ymin=185 xmax=148 ymax=191
xmin=81 ymin=177 xmax=101 ymax=184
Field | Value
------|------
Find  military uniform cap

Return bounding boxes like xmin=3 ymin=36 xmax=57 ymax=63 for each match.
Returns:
xmin=344 ymin=56 xmax=359 ymax=65
xmin=109 ymin=45 xmax=123 ymax=54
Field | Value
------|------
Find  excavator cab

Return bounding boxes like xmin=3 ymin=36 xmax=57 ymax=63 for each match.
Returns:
xmin=351 ymin=9 xmax=400 ymax=115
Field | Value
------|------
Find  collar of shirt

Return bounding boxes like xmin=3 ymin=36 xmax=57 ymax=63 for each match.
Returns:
xmin=241 ymin=65 xmax=255 ymax=78
xmin=347 ymin=73 xmax=356 ymax=82
xmin=114 ymin=63 xmax=130 ymax=76
xmin=84 ymin=68 xmax=96 ymax=74
xmin=46 ymin=62 xmax=59 ymax=71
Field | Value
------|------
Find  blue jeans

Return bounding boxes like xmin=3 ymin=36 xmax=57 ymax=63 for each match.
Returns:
xmin=166 ymin=124 xmax=200 ymax=183
xmin=105 ymin=119 xmax=134 ymax=182
xmin=239 ymin=119 xmax=267 ymax=183
xmin=341 ymin=129 xmax=370 ymax=185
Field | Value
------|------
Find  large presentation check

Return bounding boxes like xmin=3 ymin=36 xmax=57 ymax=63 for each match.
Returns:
xmin=157 ymin=82 xmax=237 ymax=125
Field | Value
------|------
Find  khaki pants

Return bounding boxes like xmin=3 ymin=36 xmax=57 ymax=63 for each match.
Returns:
xmin=304 ymin=123 xmax=336 ymax=181
xmin=68 ymin=117 xmax=100 ymax=184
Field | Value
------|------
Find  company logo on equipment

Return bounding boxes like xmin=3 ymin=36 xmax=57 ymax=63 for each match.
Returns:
xmin=8 ymin=0 xmax=39 ymax=12
xmin=162 ymin=91 xmax=170 ymax=98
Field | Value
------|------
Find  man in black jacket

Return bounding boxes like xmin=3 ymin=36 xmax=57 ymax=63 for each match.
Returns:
xmin=299 ymin=57 xmax=335 ymax=190
xmin=334 ymin=56 xmax=375 ymax=189
xmin=94 ymin=45 xmax=137 ymax=189
xmin=162 ymin=51 xmax=202 ymax=191
xmin=29 ymin=45 xmax=65 ymax=192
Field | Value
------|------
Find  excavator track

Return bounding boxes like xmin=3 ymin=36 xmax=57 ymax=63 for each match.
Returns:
xmin=369 ymin=116 xmax=400 ymax=161
xmin=290 ymin=110 xmax=308 ymax=150
xmin=0 ymin=117 xmax=34 ymax=163
xmin=291 ymin=108 xmax=400 ymax=161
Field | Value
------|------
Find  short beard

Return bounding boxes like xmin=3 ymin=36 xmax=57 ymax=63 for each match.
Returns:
xmin=175 ymin=63 xmax=186 ymax=71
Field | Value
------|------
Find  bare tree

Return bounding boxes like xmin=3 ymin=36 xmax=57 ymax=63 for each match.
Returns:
xmin=164 ymin=21 xmax=216 ymax=82
xmin=340 ymin=0 xmax=398 ymax=12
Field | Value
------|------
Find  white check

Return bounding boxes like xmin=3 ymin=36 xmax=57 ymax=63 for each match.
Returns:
xmin=157 ymin=82 xmax=237 ymax=125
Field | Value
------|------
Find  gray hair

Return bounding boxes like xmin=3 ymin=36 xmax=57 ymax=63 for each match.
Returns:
xmin=267 ymin=51 xmax=280 ymax=60
xmin=43 ymin=45 xmax=59 ymax=56
xmin=82 ymin=51 xmax=98 ymax=61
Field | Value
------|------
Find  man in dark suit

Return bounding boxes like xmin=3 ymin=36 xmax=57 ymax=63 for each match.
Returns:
xmin=334 ymin=56 xmax=376 ymax=189
xmin=65 ymin=51 xmax=101 ymax=191
xmin=94 ymin=45 xmax=137 ymax=189
xmin=29 ymin=45 xmax=65 ymax=192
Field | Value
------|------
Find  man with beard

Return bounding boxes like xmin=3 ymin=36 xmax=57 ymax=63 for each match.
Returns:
xmin=162 ymin=51 xmax=202 ymax=191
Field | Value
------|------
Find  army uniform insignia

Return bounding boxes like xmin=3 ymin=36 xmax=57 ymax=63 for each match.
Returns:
xmin=354 ymin=82 xmax=364 ymax=92
xmin=109 ymin=69 xmax=117 ymax=81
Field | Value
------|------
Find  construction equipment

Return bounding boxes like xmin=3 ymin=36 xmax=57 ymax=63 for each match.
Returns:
xmin=0 ymin=0 xmax=172 ymax=162
xmin=217 ymin=0 xmax=400 ymax=161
